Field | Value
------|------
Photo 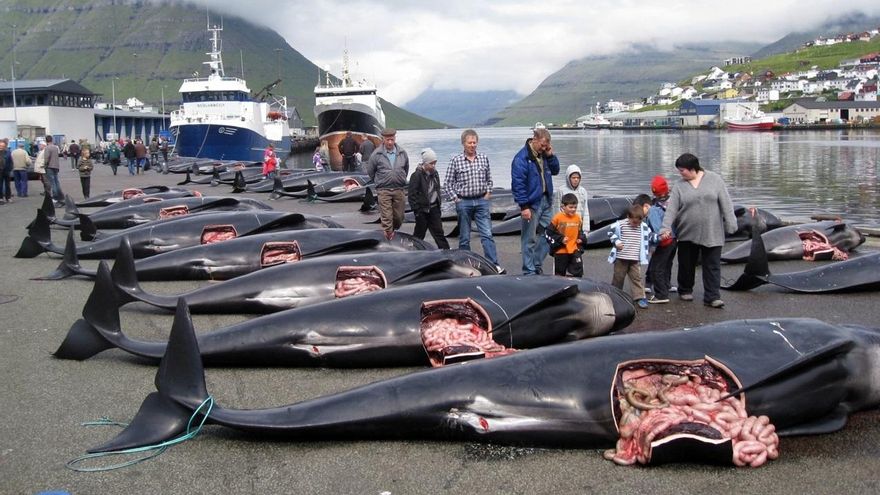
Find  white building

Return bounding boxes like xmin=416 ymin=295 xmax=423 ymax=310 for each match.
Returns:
xmin=783 ymin=98 xmax=880 ymax=123
xmin=0 ymin=79 xmax=95 ymax=140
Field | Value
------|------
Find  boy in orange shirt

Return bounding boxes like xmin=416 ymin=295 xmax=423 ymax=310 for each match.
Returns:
xmin=545 ymin=193 xmax=588 ymax=277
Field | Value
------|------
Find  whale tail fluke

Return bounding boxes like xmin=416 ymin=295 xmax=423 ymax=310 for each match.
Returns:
xmin=88 ymin=299 xmax=209 ymax=453
xmin=109 ymin=237 xmax=173 ymax=309
xmin=33 ymin=229 xmax=96 ymax=280
xmin=177 ymin=171 xmax=192 ymax=186
xmin=15 ymin=209 xmax=53 ymax=258
xmin=77 ymin=213 xmax=98 ymax=241
xmin=231 ymin=171 xmax=246 ymax=193
xmin=722 ymin=213 xmax=771 ymax=291
xmin=64 ymin=194 xmax=80 ymax=219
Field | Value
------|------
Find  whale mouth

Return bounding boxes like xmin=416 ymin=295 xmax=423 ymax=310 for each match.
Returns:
xmin=143 ymin=196 xmax=163 ymax=203
xmin=260 ymin=241 xmax=302 ymax=267
xmin=605 ymin=359 xmax=779 ymax=468
xmin=334 ymin=266 xmax=386 ymax=297
xmin=200 ymin=224 xmax=238 ymax=244
xmin=159 ymin=205 xmax=190 ymax=219
xmin=420 ymin=299 xmax=514 ymax=367
xmin=122 ymin=188 xmax=145 ymax=200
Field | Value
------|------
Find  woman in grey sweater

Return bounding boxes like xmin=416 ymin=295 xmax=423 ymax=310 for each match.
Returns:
xmin=659 ymin=153 xmax=736 ymax=308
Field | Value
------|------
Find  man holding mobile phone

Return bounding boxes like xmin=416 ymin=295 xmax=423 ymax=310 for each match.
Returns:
xmin=511 ymin=128 xmax=560 ymax=275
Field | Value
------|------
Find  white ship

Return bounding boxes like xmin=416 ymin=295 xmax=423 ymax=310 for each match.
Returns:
xmin=314 ymin=50 xmax=385 ymax=170
xmin=169 ymin=23 xmax=291 ymax=162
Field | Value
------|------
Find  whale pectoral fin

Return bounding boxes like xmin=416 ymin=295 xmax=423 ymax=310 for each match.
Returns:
xmin=718 ymin=339 xmax=855 ymax=400
xmin=495 ymin=284 xmax=580 ymax=326
xmin=243 ymin=214 xmax=307 ymax=236
xmin=775 ymin=406 xmax=849 ymax=436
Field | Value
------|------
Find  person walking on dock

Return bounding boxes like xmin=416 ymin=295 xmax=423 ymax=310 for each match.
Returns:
xmin=408 ymin=148 xmax=450 ymax=249
xmin=365 ymin=128 xmax=409 ymax=240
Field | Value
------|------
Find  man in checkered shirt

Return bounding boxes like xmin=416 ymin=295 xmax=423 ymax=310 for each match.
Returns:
xmin=444 ymin=129 xmax=502 ymax=271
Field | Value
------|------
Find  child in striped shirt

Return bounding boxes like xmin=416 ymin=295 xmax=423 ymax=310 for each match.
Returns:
xmin=608 ymin=204 xmax=655 ymax=309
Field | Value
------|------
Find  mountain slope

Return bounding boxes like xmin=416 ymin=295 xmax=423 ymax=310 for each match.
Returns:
xmin=404 ymin=89 xmax=522 ymax=127
xmin=0 ymin=0 xmax=442 ymax=129
xmin=751 ymin=13 xmax=880 ymax=58
xmin=489 ymin=42 xmax=763 ymax=126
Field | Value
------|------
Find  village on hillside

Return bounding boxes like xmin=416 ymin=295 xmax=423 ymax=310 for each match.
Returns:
xmin=576 ymin=27 xmax=880 ymax=129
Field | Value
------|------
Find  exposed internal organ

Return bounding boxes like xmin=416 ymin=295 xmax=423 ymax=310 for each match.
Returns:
xmin=200 ymin=225 xmax=238 ymax=244
xmin=420 ymin=299 xmax=515 ymax=367
xmin=604 ymin=360 xmax=779 ymax=468
xmin=159 ymin=205 xmax=190 ymax=219
xmin=334 ymin=266 xmax=386 ymax=297
xmin=800 ymin=229 xmax=848 ymax=261
xmin=260 ymin=241 xmax=302 ymax=267
xmin=342 ymin=177 xmax=361 ymax=192
xmin=122 ymin=188 xmax=145 ymax=200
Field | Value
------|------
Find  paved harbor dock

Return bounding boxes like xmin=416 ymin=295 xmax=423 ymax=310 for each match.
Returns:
xmin=1 ymin=163 xmax=878 ymax=494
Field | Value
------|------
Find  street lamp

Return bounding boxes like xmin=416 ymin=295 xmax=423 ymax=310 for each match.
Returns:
xmin=111 ymin=77 xmax=118 ymax=138
xmin=161 ymin=85 xmax=166 ymax=131
xmin=11 ymin=24 xmax=18 ymax=134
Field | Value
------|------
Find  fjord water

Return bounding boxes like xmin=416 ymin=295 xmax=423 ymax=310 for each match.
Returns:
xmin=293 ymin=127 xmax=880 ymax=225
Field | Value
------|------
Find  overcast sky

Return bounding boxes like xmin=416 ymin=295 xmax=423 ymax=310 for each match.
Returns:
xmin=170 ymin=1 xmax=880 ymax=105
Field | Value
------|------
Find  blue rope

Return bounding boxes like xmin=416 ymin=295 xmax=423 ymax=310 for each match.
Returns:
xmin=66 ymin=396 xmax=214 ymax=472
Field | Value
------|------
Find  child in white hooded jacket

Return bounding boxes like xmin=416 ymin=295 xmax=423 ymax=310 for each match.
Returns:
xmin=552 ymin=164 xmax=590 ymax=237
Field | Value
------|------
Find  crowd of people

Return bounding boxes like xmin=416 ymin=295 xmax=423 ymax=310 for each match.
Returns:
xmin=3 ymin=127 xmax=737 ymax=311
xmin=329 ymin=126 xmax=737 ymax=309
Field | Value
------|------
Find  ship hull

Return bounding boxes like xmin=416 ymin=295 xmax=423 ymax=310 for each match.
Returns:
xmin=315 ymin=106 xmax=382 ymax=170
xmin=170 ymin=123 xmax=291 ymax=162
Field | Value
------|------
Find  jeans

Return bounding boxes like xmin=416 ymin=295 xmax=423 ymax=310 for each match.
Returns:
xmin=676 ymin=241 xmax=722 ymax=303
xmin=13 ymin=169 xmax=28 ymax=197
xmin=46 ymin=168 xmax=63 ymax=201
xmin=127 ymin=158 xmax=136 ymax=175
xmin=0 ymin=173 xmax=11 ymax=200
xmin=455 ymin=197 xmax=498 ymax=265
xmin=520 ymin=194 xmax=552 ymax=274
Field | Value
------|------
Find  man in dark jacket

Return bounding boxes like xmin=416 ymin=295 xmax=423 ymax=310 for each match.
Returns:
xmin=511 ymin=127 xmax=560 ymax=275
xmin=407 ymin=148 xmax=449 ymax=249
xmin=122 ymin=139 xmax=137 ymax=175
xmin=365 ymin=128 xmax=408 ymax=240
xmin=358 ymin=138 xmax=375 ymax=168
xmin=338 ymin=131 xmax=359 ymax=172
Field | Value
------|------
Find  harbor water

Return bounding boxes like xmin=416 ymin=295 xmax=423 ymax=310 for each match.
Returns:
xmin=290 ymin=127 xmax=880 ymax=226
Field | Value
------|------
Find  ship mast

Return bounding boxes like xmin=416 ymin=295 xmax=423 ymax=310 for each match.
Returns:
xmin=204 ymin=18 xmax=225 ymax=78
xmin=341 ymin=46 xmax=352 ymax=88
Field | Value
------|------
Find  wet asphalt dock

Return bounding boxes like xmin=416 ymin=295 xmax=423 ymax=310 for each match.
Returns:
xmin=1 ymin=162 xmax=878 ymax=494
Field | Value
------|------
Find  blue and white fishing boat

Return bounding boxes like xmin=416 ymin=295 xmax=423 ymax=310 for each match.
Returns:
xmin=169 ymin=23 xmax=291 ymax=162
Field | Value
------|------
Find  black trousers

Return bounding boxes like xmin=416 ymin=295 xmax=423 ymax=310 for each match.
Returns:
xmin=343 ymin=155 xmax=357 ymax=172
xmin=676 ymin=241 xmax=722 ymax=303
xmin=413 ymin=205 xmax=450 ymax=249
xmin=80 ymin=177 xmax=91 ymax=199
xmin=553 ymin=252 xmax=583 ymax=277
xmin=647 ymin=241 xmax=677 ymax=299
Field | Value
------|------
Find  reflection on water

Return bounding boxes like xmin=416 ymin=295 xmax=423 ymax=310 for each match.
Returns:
xmin=290 ymin=128 xmax=879 ymax=224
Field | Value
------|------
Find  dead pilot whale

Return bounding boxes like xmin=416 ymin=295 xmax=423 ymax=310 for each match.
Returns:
xmin=55 ymin=272 xmax=635 ymax=366
xmin=86 ymin=313 xmax=880 ymax=468
xmin=103 ymin=246 xmax=499 ymax=313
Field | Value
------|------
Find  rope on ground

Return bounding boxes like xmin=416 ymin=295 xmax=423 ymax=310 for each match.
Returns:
xmin=66 ymin=396 xmax=214 ymax=472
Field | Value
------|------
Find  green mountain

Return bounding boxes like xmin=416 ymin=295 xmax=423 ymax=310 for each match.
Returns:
xmin=751 ymin=13 xmax=880 ymax=58
xmin=489 ymin=42 xmax=763 ymax=126
xmin=0 ymin=0 xmax=443 ymax=129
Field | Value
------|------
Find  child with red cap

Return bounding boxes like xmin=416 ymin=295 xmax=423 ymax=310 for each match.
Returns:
xmin=646 ymin=175 xmax=676 ymax=303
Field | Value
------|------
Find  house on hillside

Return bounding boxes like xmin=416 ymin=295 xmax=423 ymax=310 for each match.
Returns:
xmin=856 ymin=84 xmax=877 ymax=101
xmin=783 ymin=98 xmax=880 ymax=123
xmin=755 ymin=88 xmax=780 ymax=103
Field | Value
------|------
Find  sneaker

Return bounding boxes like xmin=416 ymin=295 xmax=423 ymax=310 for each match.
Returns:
xmin=645 ymin=287 xmax=653 ymax=294
xmin=705 ymin=299 xmax=725 ymax=308
xmin=680 ymin=293 xmax=694 ymax=301
xmin=670 ymin=286 xmax=678 ymax=293
xmin=495 ymin=265 xmax=507 ymax=275
xmin=648 ymin=296 xmax=669 ymax=304
xmin=637 ymin=298 xmax=649 ymax=309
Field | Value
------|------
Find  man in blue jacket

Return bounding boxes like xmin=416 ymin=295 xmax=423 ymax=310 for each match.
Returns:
xmin=511 ymin=128 xmax=560 ymax=275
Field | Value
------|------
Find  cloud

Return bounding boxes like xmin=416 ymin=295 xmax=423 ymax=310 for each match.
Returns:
xmin=168 ymin=0 xmax=880 ymax=105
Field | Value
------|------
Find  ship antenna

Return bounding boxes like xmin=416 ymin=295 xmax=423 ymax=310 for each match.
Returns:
xmin=342 ymin=39 xmax=351 ymax=88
